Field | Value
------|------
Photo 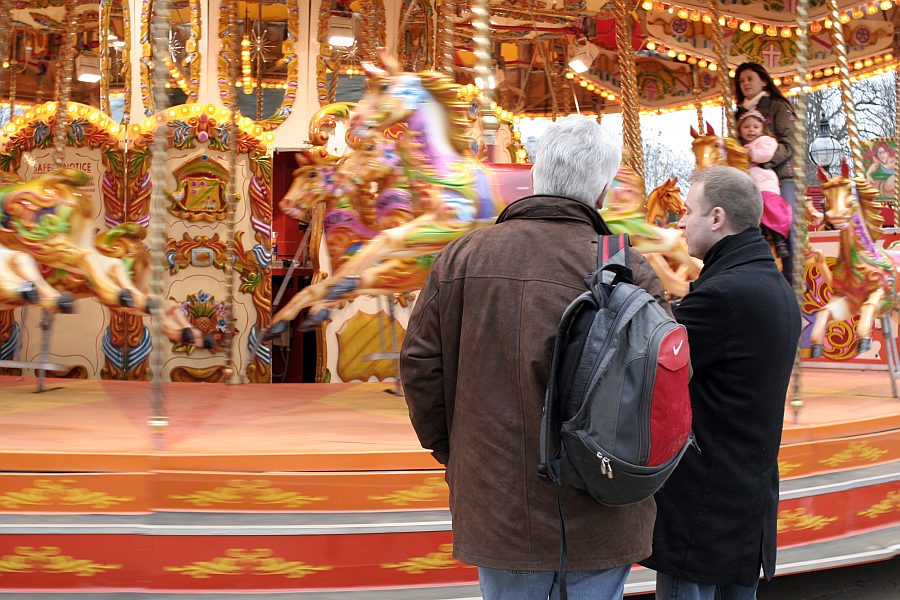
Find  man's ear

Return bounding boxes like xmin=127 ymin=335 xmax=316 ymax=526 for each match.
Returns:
xmin=710 ymin=206 xmax=726 ymax=231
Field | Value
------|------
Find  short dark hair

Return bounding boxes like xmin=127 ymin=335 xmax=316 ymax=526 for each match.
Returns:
xmin=691 ymin=166 xmax=762 ymax=232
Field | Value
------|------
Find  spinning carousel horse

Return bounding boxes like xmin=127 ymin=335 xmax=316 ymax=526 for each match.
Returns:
xmin=0 ymin=168 xmax=149 ymax=312
xmin=809 ymin=163 xmax=900 ymax=357
xmin=0 ymin=247 xmax=73 ymax=312
xmin=266 ymin=53 xmax=504 ymax=338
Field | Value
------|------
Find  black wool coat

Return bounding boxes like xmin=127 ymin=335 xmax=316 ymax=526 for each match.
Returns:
xmin=641 ymin=228 xmax=801 ymax=586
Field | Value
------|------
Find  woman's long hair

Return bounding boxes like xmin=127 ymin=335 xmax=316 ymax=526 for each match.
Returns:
xmin=734 ymin=62 xmax=792 ymax=106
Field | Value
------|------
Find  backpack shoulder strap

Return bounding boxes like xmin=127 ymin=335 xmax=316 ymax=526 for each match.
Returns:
xmin=598 ymin=234 xmax=630 ymax=270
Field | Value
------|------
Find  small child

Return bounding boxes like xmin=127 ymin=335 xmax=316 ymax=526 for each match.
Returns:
xmin=738 ymin=110 xmax=793 ymax=258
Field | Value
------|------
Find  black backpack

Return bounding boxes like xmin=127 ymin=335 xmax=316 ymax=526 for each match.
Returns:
xmin=538 ymin=234 xmax=693 ymax=597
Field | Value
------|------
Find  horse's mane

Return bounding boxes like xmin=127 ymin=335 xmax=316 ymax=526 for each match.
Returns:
xmin=417 ymin=71 xmax=474 ymax=157
xmin=823 ymin=174 xmax=885 ymax=239
xmin=854 ymin=176 xmax=885 ymax=239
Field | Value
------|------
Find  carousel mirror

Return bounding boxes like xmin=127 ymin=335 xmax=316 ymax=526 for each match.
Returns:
xmin=1 ymin=2 xmax=127 ymax=123
xmin=141 ymin=0 xmax=200 ymax=114
xmin=218 ymin=0 xmax=298 ymax=128
xmin=316 ymin=0 xmax=385 ymax=106
xmin=397 ymin=0 xmax=432 ymax=72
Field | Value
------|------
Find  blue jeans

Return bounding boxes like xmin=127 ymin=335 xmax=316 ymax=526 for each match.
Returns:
xmin=656 ymin=571 xmax=759 ymax=600
xmin=478 ymin=565 xmax=631 ymax=600
xmin=778 ymin=179 xmax=797 ymax=282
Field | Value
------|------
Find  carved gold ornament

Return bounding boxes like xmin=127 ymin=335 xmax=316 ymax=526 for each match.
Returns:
xmin=0 ymin=546 xmax=121 ymax=576
xmin=164 ymin=549 xmax=332 ymax=579
xmin=169 ymin=480 xmax=327 ymax=508
xmin=368 ymin=477 xmax=448 ymax=507
xmin=381 ymin=543 xmax=470 ymax=574
xmin=819 ymin=441 xmax=889 ymax=468
xmin=858 ymin=491 xmax=900 ymax=519
xmin=777 ymin=508 xmax=839 ymax=533
xmin=0 ymin=480 xmax=135 ymax=509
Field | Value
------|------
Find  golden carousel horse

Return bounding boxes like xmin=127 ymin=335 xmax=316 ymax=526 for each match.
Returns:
xmin=646 ymin=177 xmax=685 ymax=227
xmin=809 ymin=163 xmax=900 ymax=357
xmin=690 ymin=122 xmax=750 ymax=171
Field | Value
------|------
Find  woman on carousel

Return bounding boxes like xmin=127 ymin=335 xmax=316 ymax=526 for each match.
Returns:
xmin=734 ymin=62 xmax=798 ymax=277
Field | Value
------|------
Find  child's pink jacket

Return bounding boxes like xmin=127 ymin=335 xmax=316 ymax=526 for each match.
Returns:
xmin=745 ymin=135 xmax=781 ymax=195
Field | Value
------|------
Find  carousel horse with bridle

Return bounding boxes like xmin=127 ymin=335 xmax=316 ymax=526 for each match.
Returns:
xmin=809 ymin=163 xmax=900 ymax=357
xmin=646 ymin=177 xmax=685 ymax=227
xmin=0 ymin=168 xmax=151 ymax=313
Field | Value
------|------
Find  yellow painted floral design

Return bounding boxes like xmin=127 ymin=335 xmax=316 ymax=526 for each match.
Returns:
xmin=368 ymin=477 xmax=448 ymax=507
xmin=819 ymin=441 xmax=889 ymax=468
xmin=168 ymin=480 xmax=327 ymax=508
xmin=0 ymin=480 xmax=135 ymax=509
xmin=0 ymin=546 xmax=121 ymax=576
xmin=777 ymin=461 xmax=803 ymax=476
xmin=777 ymin=508 xmax=839 ymax=533
xmin=858 ymin=491 xmax=900 ymax=519
xmin=164 ymin=549 xmax=332 ymax=579
xmin=382 ymin=543 xmax=471 ymax=574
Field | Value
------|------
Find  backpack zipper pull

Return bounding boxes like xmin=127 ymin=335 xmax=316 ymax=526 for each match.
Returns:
xmin=596 ymin=451 xmax=607 ymax=475
xmin=604 ymin=457 xmax=613 ymax=479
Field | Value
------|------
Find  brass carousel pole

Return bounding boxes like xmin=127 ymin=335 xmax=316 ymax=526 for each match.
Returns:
xmin=148 ymin=0 xmax=171 ymax=436
xmin=100 ymin=0 xmax=111 ymax=117
xmin=692 ymin=66 xmax=705 ymax=133
xmin=472 ymin=0 xmax=497 ymax=157
xmin=707 ymin=0 xmax=736 ymax=138
xmin=789 ymin=0 xmax=811 ymax=424
xmin=255 ymin=0 xmax=263 ymax=121
xmin=0 ymin=0 xmax=11 ymax=125
xmin=614 ymin=0 xmax=644 ymax=188
xmin=827 ymin=0 xmax=865 ymax=176
xmin=224 ymin=0 xmax=241 ymax=384
xmin=895 ymin=48 xmax=900 ymax=226
xmin=438 ymin=0 xmax=456 ymax=75
xmin=36 ymin=0 xmax=77 ymax=393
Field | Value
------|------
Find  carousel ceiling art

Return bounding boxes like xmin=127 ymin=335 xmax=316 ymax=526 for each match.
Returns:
xmin=387 ymin=0 xmax=900 ymax=116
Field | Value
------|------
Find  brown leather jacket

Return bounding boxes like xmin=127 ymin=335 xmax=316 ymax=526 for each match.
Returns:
xmin=400 ymin=195 xmax=670 ymax=571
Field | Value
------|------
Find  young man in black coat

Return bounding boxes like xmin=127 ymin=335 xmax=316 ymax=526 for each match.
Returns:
xmin=642 ymin=166 xmax=801 ymax=599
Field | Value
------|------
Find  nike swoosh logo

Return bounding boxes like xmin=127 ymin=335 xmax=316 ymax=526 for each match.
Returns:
xmin=673 ymin=340 xmax=684 ymax=355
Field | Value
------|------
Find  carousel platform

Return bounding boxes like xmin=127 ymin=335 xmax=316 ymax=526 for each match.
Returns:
xmin=0 ymin=369 xmax=898 ymax=596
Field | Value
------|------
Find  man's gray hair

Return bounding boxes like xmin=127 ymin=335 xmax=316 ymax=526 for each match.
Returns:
xmin=532 ymin=115 xmax=621 ymax=207
xmin=691 ymin=166 xmax=763 ymax=232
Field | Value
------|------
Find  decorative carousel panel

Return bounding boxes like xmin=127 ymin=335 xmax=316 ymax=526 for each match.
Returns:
xmin=126 ymin=105 xmax=273 ymax=383
xmin=582 ymin=47 xmax=721 ymax=110
xmin=316 ymin=0 xmax=386 ymax=106
xmin=140 ymin=0 xmax=201 ymax=115
xmin=217 ymin=0 xmax=299 ymax=129
xmin=0 ymin=102 xmax=132 ymax=379
xmin=643 ymin=10 xmax=894 ymax=80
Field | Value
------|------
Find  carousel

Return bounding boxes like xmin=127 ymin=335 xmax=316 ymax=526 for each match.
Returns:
xmin=0 ymin=0 xmax=898 ymax=596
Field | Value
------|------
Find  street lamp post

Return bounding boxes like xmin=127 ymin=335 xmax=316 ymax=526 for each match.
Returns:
xmin=808 ymin=117 xmax=842 ymax=175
